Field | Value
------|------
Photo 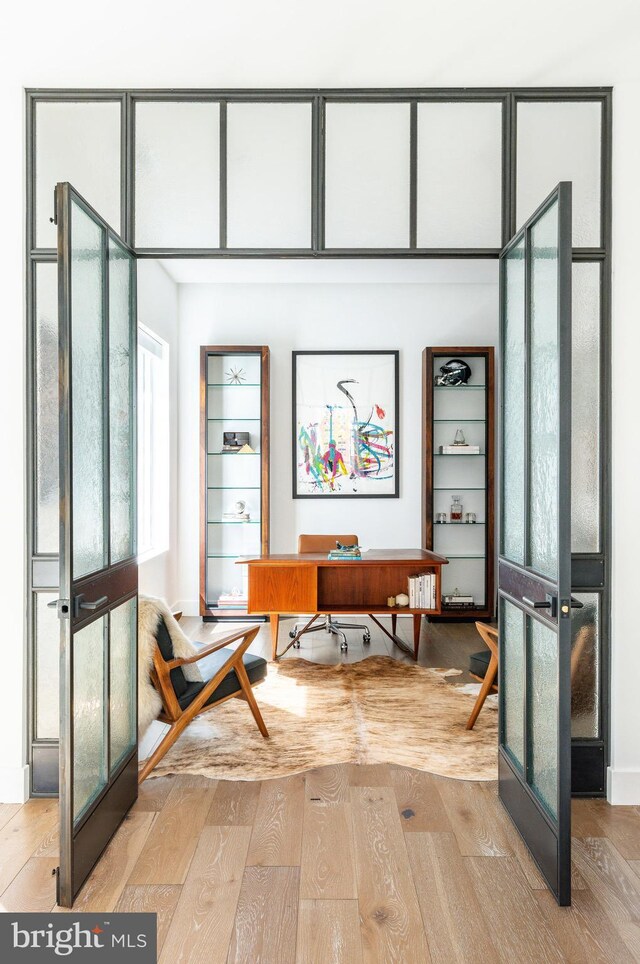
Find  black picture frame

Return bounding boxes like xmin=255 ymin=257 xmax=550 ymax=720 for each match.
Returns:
xmin=292 ymin=349 xmax=400 ymax=499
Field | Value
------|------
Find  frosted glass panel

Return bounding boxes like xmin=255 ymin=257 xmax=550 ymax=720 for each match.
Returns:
xmin=529 ymin=202 xmax=559 ymax=579
xmin=517 ymin=101 xmax=601 ymax=246
xmin=417 ymin=102 xmax=502 ymax=247
xmin=35 ymin=592 xmax=59 ymax=740
xmin=502 ymin=240 xmax=526 ymax=564
xmin=572 ymin=264 xmax=600 ymax=552
xmin=135 ymin=102 xmax=220 ymax=247
xmin=528 ymin=616 xmax=558 ymax=819
xmin=502 ymin=598 xmax=525 ymax=770
xmin=227 ymin=103 xmax=312 ymax=248
xmin=110 ymin=598 xmax=137 ymax=772
xmin=71 ymin=202 xmax=105 ymax=579
xmin=325 ymin=103 xmax=410 ymax=248
xmin=109 ymin=238 xmax=135 ymax=563
xmin=571 ymin=593 xmax=600 ymax=739
xmin=34 ymin=262 xmax=60 ymax=554
xmin=35 ymin=100 xmax=121 ymax=248
xmin=73 ymin=617 xmax=107 ymax=823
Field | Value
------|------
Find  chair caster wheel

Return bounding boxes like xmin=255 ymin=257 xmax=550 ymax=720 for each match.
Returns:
xmin=289 ymin=629 xmax=297 ymax=638
xmin=363 ymin=633 xmax=371 ymax=644
xmin=294 ymin=640 xmax=301 ymax=649
xmin=340 ymin=643 xmax=348 ymax=652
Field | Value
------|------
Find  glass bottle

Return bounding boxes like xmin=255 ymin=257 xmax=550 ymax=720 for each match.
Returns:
xmin=450 ymin=495 xmax=463 ymax=522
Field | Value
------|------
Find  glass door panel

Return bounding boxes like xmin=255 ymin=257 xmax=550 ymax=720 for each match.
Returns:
xmin=498 ymin=182 xmax=572 ymax=906
xmin=56 ymin=183 xmax=138 ymax=907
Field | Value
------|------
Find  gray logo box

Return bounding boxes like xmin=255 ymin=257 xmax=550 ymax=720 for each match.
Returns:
xmin=0 ymin=913 xmax=157 ymax=962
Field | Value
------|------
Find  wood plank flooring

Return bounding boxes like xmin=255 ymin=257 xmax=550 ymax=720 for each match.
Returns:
xmin=2 ymin=766 xmax=640 ymax=962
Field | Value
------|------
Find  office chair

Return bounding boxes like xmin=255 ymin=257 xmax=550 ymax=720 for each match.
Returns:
xmin=289 ymin=534 xmax=372 ymax=652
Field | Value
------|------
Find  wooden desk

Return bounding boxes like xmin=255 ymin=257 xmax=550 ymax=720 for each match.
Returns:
xmin=238 ymin=549 xmax=448 ymax=661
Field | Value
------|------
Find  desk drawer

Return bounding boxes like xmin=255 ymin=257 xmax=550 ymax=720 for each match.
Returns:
xmin=247 ymin=565 xmax=317 ymax=613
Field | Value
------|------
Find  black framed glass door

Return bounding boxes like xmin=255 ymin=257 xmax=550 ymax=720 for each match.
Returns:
xmin=498 ymin=182 xmax=573 ymax=906
xmin=55 ymin=183 xmax=138 ymax=907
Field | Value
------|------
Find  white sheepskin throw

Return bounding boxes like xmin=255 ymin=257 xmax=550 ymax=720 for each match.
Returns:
xmin=138 ymin=596 xmax=203 ymax=736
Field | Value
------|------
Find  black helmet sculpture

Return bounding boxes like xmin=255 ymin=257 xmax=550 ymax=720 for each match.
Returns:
xmin=436 ymin=358 xmax=472 ymax=386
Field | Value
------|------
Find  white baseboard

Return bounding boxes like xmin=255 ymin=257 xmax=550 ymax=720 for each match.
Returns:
xmin=607 ymin=766 xmax=640 ymax=804
xmin=138 ymin=721 xmax=171 ymax=761
xmin=0 ymin=765 xmax=30 ymax=803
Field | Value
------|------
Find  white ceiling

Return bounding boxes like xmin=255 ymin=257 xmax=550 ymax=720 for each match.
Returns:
xmin=157 ymin=258 xmax=499 ymax=286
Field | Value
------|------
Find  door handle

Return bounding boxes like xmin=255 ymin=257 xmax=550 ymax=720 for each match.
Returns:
xmin=569 ymin=597 xmax=584 ymax=609
xmin=522 ymin=593 xmax=558 ymax=617
xmin=522 ymin=597 xmax=551 ymax=609
xmin=73 ymin=594 xmax=108 ymax=618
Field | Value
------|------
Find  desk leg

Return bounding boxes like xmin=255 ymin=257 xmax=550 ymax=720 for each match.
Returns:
xmin=391 ymin=613 xmax=397 ymax=636
xmin=270 ymin=614 xmax=280 ymax=661
xmin=413 ymin=614 xmax=421 ymax=661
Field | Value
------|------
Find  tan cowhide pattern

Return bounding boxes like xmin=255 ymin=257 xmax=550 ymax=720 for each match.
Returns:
xmin=146 ymin=655 xmax=498 ymax=783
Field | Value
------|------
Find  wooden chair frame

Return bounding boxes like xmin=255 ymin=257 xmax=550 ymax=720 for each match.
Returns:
xmin=466 ymin=622 xmax=499 ymax=731
xmin=139 ymin=625 xmax=269 ymax=783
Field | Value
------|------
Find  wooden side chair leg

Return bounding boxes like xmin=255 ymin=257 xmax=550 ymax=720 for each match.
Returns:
xmin=466 ymin=654 xmax=498 ymax=731
xmin=235 ymin=660 xmax=269 ymax=738
xmin=138 ymin=720 xmax=186 ymax=784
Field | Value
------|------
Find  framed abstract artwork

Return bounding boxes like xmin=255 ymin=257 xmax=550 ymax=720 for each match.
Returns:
xmin=293 ymin=350 xmax=399 ymax=498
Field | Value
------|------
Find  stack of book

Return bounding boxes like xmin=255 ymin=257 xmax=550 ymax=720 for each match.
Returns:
xmin=439 ymin=444 xmax=481 ymax=454
xmin=222 ymin=511 xmax=251 ymax=521
xmin=408 ymin=573 xmax=436 ymax=609
xmin=328 ymin=545 xmax=362 ymax=561
xmin=217 ymin=592 xmax=248 ymax=610
xmin=443 ymin=592 xmax=475 ymax=610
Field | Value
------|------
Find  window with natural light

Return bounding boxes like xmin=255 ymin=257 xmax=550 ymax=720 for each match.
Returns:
xmin=137 ymin=325 xmax=170 ymax=560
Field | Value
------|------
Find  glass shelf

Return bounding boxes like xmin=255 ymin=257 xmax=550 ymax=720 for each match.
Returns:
xmin=209 ymin=520 xmax=260 ymax=525
xmin=434 ymin=453 xmax=485 ymax=458
xmin=208 ymin=486 xmax=260 ymax=490
xmin=207 ymin=417 xmax=260 ymax=422
xmin=207 ymin=554 xmax=246 ymax=558
xmin=434 ymin=418 xmax=485 ymax=423
xmin=207 ymin=382 xmax=261 ymax=387
xmin=433 ymin=486 xmax=485 ymax=491
xmin=434 ymin=522 xmax=486 ymax=526
xmin=445 ymin=553 xmax=486 ymax=559
xmin=208 ymin=452 xmax=261 ymax=456
xmin=434 ymin=385 xmax=486 ymax=390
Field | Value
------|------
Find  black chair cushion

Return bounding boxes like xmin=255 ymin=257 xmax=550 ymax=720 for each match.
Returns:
xmin=155 ymin=616 xmax=188 ymax=698
xmin=177 ymin=648 xmax=268 ymax=710
xmin=469 ymin=649 xmax=491 ymax=679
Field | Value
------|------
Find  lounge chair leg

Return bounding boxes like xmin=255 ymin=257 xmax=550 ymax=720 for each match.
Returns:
xmin=466 ymin=654 xmax=498 ymax=731
xmin=236 ymin=661 xmax=270 ymax=738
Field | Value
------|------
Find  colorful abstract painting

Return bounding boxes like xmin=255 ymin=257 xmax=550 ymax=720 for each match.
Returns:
xmin=293 ymin=351 xmax=399 ymax=498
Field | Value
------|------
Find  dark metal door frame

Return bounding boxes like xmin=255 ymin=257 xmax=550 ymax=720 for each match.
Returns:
xmin=55 ymin=182 xmax=138 ymax=907
xmin=498 ymin=182 xmax=573 ymax=906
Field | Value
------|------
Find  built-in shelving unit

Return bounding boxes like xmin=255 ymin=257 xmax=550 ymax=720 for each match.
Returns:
xmin=422 ymin=347 xmax=495 ymax=620
xmin=200 ymin=346 xmax=269 ymax=620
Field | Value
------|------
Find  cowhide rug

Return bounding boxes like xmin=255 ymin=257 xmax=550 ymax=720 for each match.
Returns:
xmin=146 ymin=655 xmax=498 ymax=782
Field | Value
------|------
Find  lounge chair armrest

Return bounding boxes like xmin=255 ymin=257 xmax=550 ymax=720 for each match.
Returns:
xmin=165 ymin=626 xmax=259 ymax=669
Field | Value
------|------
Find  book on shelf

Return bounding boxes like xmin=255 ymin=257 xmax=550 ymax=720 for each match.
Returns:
xmin=408 ymin=573 xmax=435 ymax=610
xmin=439 ymin=444 xmax=481 ymax=455
xmin=217 ymin=593 xmax=248 ymax=608
xmin=443 ymin=592 xmax=474 ymax=604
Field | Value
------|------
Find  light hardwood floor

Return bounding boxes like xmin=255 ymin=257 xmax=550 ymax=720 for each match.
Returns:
xmin=4 ymin=620 xmax=638 ymax=961
xmin=1 ymin=768 xmax=640 ymax=961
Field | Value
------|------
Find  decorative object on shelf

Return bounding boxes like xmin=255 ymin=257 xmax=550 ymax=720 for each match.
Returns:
xmin=465 ymin=512 xmax=477 ymax=524
xmin=225 ymin=366 xmax=247 ymax=384
xmin=435 ymin=358 xmax=472 ymax=386
xmin=237 ymin=443 xmax=255 ymax=454
xmin=222 ymin=431 xmax=250 ymax=452
xmin=453 ymin=428 xmax=466 ymax=445
xmin=435 ymin=512 xmax=447 ymax=524
xmin=222 ymin=499 xmax=250 ymax=522
xmin=387 ymin=596 xmax=396 ymax=607
xmin=395 ymin=593 xmax=409 ymax=607
xmin=217 ymin=588 xmax=249 ymax=609
xmin=450 ymin=495 xmax=463 ymax=522
xmin=293 ymin=350 xmax=399 ymax=498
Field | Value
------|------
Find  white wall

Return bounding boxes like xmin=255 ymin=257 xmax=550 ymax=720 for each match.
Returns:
xmin=175 ymin=269 xmax=498 ymax=612
xmin=137 ymin=260 xmax=180 ymax=607
xmin=0 ymin=0 xmax=639 ymax=801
